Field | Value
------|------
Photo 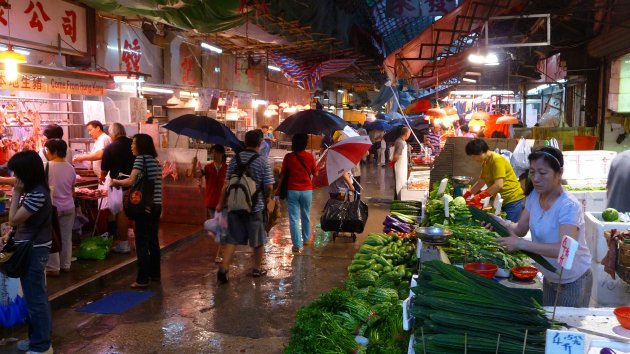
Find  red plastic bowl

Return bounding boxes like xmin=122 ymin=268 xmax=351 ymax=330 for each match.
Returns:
xmin=614 ymin=306 xmax=630 ymax=329
xmin=464 ymin=262 xmax=498 ymax=279
xmin=511 ymin=266 xmax=539 ymax=281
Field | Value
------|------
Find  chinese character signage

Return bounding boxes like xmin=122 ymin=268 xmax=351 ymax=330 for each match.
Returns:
xmin=545 ymin=330 xmax=585 ymax=354
xmin=0 ymin=68 xmax=107 ymax=96
xmin=121 ymin=38 xmax=142 ymax=72
xmin=0 ymin=0 xmax=87 ymax=54
xmin=386 ymin=0 xmax=457 ymax=17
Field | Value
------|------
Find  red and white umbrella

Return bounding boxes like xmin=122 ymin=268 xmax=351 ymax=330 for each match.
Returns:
xmin=312 ymin=135 xmax=372 ymax=188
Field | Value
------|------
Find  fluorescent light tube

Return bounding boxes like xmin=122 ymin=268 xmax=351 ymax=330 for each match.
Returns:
xmin=201 ymin=43 xmax=222 ymax=54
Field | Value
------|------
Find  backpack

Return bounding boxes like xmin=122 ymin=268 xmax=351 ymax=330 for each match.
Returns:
xmin=225 ymin=152 xmax=260 ymax=213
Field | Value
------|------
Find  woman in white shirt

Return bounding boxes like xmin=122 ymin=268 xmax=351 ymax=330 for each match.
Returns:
xmin=490 ymin=147 xmax=592 ymax=307
xmin=44 ymin=139 xmax=76 ymax=275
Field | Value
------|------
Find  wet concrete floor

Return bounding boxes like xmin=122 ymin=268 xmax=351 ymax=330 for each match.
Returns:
xmin=1 ymin=164 xmax=397 ymax=354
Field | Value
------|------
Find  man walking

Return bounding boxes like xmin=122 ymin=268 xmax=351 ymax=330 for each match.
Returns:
xmin=215 ymin=130 xmax=274 ymax=283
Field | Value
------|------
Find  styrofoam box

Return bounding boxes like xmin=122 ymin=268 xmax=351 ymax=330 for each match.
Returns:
xmin=562 ymin=150 xmax=617 ymax=181
xmin=566 ymin=190 xmax=608 ymax=213
xmin=585 ymin=212 xmax=630 ymax=262
xmin=590 ymin=263 xmax=630 ymax=307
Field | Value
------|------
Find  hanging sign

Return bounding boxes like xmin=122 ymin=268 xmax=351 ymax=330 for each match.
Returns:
xmin=0 ymin=0 xmax=87 ymax=54
xmin=129 ymin=97 xmax=147 ymax=123
xmin=0 ymin=68 xmax=108 ymax=96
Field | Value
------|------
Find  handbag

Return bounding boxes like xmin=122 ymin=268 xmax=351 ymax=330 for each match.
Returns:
xmin=124 ymin=156 xmax=155 ymax=220
xmin=0 ymin=230 xmax=33 ymax=278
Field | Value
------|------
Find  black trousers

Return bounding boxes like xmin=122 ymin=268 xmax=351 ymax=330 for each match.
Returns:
xmin=134 ymin=204 xmax=162 ymax=283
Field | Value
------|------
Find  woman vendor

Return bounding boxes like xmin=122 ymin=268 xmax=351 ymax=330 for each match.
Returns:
xmin=464 ymin=139 xmax=525 ymax=222
xmin=487 ymin=147 xmax=592 ymax=307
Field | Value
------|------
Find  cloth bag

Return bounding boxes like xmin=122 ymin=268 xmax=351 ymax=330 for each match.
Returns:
xmin=124 ymin=156 xmax=155 ymax=220
xmin=0 ymin=230 xmax=33 ymax=278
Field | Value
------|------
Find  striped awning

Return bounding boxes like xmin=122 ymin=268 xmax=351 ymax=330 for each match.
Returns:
xmin=270 ymin=52 xmax=356 ymax=90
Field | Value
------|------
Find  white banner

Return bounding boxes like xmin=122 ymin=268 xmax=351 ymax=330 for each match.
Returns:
xmin=0 ymin=0 xmax=87 ymax=53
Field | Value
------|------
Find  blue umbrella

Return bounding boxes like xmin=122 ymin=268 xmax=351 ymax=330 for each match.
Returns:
xmin=163 ymin=114 xmax=243 ymax=150
xmin=364 ymin=120 xmax=393 ymax=132
xmin=276 ymin=109 xmax=348 ymax=135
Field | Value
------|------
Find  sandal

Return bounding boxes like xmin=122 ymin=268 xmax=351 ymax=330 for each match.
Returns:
xmin=252 ymin=268 xmax=267 ymax=277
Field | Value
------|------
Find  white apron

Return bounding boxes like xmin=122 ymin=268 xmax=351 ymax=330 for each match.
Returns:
xmin=394 ymin=143 xmax=408 ymax=198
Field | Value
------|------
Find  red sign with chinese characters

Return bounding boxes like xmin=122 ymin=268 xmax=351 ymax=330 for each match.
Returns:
xmin=121 ymin=39 xmax=142 ymax=72
xmin=0 ymin=0 xmax=87 ymax=54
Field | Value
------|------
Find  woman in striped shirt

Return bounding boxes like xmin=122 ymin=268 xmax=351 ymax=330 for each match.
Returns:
xmin=111 ymin=134 xmax=162 ymax=288
xmin=3 ymin=151 xmax=53 ymax=353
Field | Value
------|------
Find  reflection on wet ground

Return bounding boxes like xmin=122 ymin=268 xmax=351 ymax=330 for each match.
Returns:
xmin=1 ymin=164 xmax=396 ymax=354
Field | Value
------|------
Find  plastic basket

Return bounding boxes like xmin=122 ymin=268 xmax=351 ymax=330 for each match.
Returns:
xmin=573 ymin=135 xmax=597 ymax=150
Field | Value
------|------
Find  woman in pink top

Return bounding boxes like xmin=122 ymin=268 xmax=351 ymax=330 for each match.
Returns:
xmin=44 ymin=139 xmax=76 ymax=276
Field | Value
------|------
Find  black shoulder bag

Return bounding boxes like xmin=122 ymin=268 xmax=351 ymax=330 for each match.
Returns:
xmin=124 ymin=156 xmax=155 ymax=220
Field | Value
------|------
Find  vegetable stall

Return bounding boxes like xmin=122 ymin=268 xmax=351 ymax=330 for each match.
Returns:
xmin=284 ymin=177 xmax=630 ymax=353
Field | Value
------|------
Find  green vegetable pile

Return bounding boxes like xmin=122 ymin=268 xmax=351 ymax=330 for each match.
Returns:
xmin=285 ymin=233 xmax=416 ymax=353
xmin=423 ymin=194 xmax=474 ymax=227
xmin=438 ymin=224 xmax=529 ymax=270
xmin=411 ymin=261 xmax=554 ymax=354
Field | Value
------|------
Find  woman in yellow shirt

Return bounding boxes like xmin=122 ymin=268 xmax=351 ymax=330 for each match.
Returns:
xmin=464 ymin=139 xmax=525 ymax=222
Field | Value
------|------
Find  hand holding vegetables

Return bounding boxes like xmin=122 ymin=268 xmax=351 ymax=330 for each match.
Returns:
xmin=495 ymin=235 xmax=523 ymax=252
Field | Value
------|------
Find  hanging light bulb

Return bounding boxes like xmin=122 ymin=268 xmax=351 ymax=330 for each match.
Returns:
xmin=0 ymin=2 xmax=27 ymax=82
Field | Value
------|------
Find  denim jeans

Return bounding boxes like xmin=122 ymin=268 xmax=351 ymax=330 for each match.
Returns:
xmin=503 ymin=198 xmax=524 ymax=223
xmin=287 ymin=190 xmax=313 ymax=248
xmin=134 ymin=204 xmax=162 ymax=284
xmin=20 ymin=246 xmax=52 ymax=352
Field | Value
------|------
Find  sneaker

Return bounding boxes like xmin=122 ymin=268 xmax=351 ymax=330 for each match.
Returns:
xmin=17 ymin=339 xmax=29 ymax=351
xmin=291 ymin=246 xmax=302 ymax=253
xmin=111 ymin=242 xmax=131 ymax=254
xmin=26 ymin=346 xmax=53 ymax=354
xmin=214 ymin=256 xmax=223 ymax=263
xmin=217 ymin=268 xmax=229 ymax=284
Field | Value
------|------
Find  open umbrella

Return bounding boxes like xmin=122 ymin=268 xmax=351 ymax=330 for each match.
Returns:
xmin=162 ymin=114 xmax=243 ymax=149
xmin=312 ymin=135 xmax=372 ymax=188
xmin=276 ymin=109 xmax=348 ymax=135
xmin=364 ymin=120 xmax=393 ymax=132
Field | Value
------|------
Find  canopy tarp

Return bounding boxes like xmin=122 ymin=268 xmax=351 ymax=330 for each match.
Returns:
xmin=79 ymin=0 xmax=248 ymax=33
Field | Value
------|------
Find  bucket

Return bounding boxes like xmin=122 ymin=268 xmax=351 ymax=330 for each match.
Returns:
xmin=573 ymin=135 xmax=597 ymax=150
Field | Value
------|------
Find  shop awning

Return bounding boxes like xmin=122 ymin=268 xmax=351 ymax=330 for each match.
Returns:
xmin=383 ymin=0 xmax=523 ymax=82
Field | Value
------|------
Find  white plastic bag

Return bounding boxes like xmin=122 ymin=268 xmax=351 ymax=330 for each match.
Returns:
xmin=510 ymin=137 xmax=531 ymax=177
xmin=203 ymin=211 xmax=228 ymax=243
xmin=108 ymin=186 xmax=124 ymax=215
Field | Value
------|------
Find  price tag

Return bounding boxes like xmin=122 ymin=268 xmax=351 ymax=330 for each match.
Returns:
xmin=416 ymin=239 xmax=423 ymax=259
xmin=437 ymin=178 xmax=448 ymax=195
xmin=557 ymin=235 xmax=579 ymax=270
xmin=444 ymin=194 xmax=450 ymax=218
xmin=545 ymin=329 xmax=585 ymax=354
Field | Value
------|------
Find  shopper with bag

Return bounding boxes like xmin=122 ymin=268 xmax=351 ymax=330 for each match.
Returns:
xmin=275 ymin=134 xmax=317 ymax=253
xmin=465 ymin=139 xmax=525 ymax=222
xmin=101 ymin=123 xmax=135 ymax=254
xmin=202 ymin=145 xmax=227 ymax=262
xmin=111 ymin=134 xmax=162 ymax=288
xmin=215 ymin=130 xmax=274 ymax=283
xmin=43 ymin=139 xmax=76 ymax=276
xmin=2 ymin=151 xmax=53 ymax=354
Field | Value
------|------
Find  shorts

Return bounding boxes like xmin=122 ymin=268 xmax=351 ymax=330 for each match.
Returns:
xmin=226 ymin=211 xmax=266 ymax=247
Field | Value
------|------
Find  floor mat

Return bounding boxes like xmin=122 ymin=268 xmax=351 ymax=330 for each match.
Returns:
xmin=76 ymin=291 xmax=156 ymax=315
